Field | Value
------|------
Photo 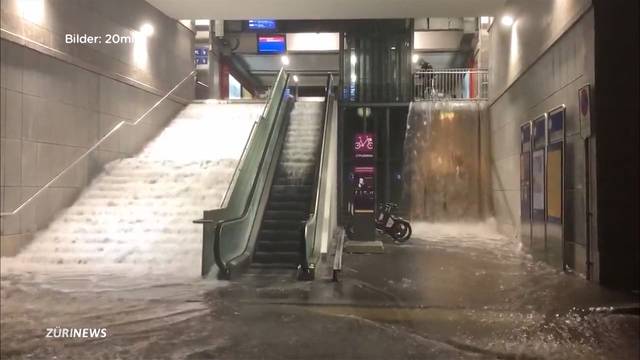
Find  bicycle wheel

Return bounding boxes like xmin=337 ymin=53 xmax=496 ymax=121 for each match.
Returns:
xmin=391 ymin=221 xmax=410 ymax=242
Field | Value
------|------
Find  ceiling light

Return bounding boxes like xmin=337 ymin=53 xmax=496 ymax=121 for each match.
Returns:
xmin=350 ymin=73 xmax=357 ymax=83
xmin=501 ymin=15 xmax=514 ymax=27
xmin=140 ymin=23 xmax=154 ymax=37
xmin=281 ymin=55 xmax=290 ymax=66
xmin=412 ymin=54 xmax=419 ymax=64
xmin=18 ymin=0 xmax=45 ymax=24
xmin=293 ymin=75 xmax=299 ymax=82
xmin=350 ymin=53 xmax=357 ymax=65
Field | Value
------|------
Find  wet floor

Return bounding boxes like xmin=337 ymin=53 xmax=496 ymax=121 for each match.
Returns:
xmin=1 ymin=222 xmax=639 ymax=359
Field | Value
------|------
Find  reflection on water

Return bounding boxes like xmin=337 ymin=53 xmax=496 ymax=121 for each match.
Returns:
xmin=402 ymin=101 xmax=488 ymax=221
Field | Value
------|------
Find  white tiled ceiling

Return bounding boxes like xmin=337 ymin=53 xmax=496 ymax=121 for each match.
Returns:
xmin=146 ymin=0 xmax=505 ymax=20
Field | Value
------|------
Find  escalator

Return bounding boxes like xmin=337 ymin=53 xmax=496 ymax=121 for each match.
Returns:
xmin=252 ymin=101 xmax=324 ymax=268
xmin=197 ymin=70 xmax=336 ymax=279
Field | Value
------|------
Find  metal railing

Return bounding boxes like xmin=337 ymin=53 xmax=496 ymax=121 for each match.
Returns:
xmin=413 ymin=68 xmax=488 ymax=101
xmin=0 ymin=70 xmax=196 ymax=217
xmin=303 ymin=73 xmax=334 ymax=274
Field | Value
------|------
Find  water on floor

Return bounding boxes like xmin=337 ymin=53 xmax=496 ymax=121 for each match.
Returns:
xmin=328 ymin=221 xmax=640 ymax=359
xmin=1 ymin=220 xmax=638 ymax=359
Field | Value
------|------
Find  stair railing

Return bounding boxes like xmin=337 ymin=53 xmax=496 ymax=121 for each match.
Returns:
xmin=302 ymin=73 xmax=335 ymax=275
xmin=0 ymin=70 xmax=196 ymax=217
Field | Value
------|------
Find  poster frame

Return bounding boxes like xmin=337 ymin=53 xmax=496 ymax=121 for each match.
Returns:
xmin=547 ymin=104 xmax=566 ymax=270
xmin=531 ymin=113 xmax=548 ymax=257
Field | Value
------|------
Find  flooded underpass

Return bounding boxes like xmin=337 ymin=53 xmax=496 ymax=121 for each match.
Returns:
xmin=3 ymin=221 xmax=637 ymax=359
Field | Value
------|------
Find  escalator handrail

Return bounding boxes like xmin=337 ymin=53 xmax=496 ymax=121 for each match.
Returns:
xmin=213 ymin=69 xmax=291 ymax=274
xmin=304 ymin=74 xmax=334 ymax=266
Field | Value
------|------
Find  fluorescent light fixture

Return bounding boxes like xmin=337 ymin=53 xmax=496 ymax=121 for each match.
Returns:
xmin=412 ymin=54 xmax=419 ymax=64
xmin=281 ymin=55 xmax=290 ymax=66
xmin=501 ymin=15 xmax=514 ymax=27
xmin=480 ymin=16 xmax=490 ymax=25
xmin=350 ymin=73 xmax=357 ymax=83
xmin=140 ymin=23 xmax=154 ymax=37
xmin=293 ymin=75 xmax=299 ymax=82
xmin=286 ymin=33 xmax=339 ymax=52
xmin=350 ymin=53 xmax=357 ymax=65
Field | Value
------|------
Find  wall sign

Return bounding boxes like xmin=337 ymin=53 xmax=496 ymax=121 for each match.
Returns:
xmin=194 ymin=47 xmax=208 ymax=65
xmin=578 ymin=84 xmax=591 ymax=138
xmin=353 ymin=132 xmax=375 ymax=159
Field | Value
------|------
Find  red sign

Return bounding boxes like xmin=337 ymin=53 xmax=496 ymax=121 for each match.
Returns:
xmin=354 ymin=132 xmax=374 ymax=159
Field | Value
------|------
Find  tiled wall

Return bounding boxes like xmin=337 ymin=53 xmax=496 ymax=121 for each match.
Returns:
xmin=0 ymin=0 xmax=195 ymax=255
xmin=487 ymin=1 xmax=594 ymax=274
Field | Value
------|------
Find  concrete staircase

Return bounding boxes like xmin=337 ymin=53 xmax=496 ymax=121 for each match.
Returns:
xmin=3 ymin=102 xmax=263 ymax=276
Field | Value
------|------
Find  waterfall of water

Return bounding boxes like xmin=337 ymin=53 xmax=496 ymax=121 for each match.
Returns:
xmin=2 ymin=102 xmax=263 ymax=277
xmin=402 ymin=101 xmax=488 ymax=221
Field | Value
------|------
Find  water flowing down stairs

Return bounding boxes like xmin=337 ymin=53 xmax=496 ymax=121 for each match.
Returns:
xmin=2 ymin=102 xmax=263 ymax=276
xmin=252 ymin=101 xmax=324 ymax=269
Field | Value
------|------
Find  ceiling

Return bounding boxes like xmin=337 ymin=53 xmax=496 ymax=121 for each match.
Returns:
xmin=146 ymin=0 xmax=506 ymax=20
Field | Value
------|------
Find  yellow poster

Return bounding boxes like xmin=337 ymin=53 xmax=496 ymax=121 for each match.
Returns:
xmin=547 ymin=149 xmax=562 ymax=220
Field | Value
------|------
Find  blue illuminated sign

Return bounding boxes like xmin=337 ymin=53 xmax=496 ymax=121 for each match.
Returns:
xmin=194 ymin=47 xmax=208 ymax=65
xmin=248 ymin=20 xmax=277 ymax=30
xmin=257 ymin=35 xmax=286 ymax=54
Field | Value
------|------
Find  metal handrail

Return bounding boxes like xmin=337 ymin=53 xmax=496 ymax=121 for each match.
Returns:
xmin=303 ymin=73 xmax=334 ymax=268
xmin=212 ymin=69 xmax=291 ymax=275
xmin=0 ymin=70 xmax=196 ymax=217
xmin=413 ymin=68 xmax=488 ymax=100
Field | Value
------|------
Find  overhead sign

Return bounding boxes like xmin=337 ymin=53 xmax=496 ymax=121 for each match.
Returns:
xmin=257 ymin=35 xmax=286 ymax=54
xmin=248 ymin=20 xmax=277 ymax=30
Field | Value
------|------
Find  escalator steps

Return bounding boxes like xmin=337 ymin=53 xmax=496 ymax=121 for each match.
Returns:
xmin=252 ymin=101 xmax=324 ymax=269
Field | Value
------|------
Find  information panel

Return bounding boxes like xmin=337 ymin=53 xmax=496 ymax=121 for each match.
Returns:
xmin=546 ymin=106 xmax=565 ymax=269
xmin=532 ymin=149 xmax=545 ymax=211
xmin=248 ymin=20 xmax=277 ymax=31
xmin=547 ymin=145 xmax=562 ymax=221
xmin=257 ymin=35 xmax=286 ymax=54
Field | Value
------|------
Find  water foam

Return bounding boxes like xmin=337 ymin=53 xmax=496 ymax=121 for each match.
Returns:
xmin=2 ymin=102 xmax=263 ymax=277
